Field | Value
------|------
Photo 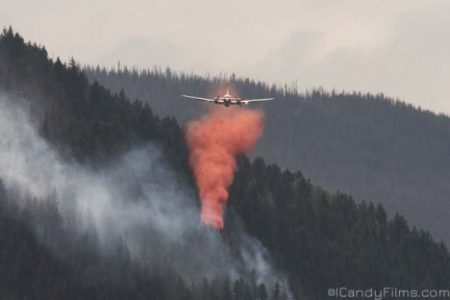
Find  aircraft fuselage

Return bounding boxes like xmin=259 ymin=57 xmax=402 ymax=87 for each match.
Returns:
xmin=213 ymin=95 xmax=245 ymax=107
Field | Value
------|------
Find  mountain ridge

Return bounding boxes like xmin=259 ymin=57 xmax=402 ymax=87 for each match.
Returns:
xmin=1 ymin=27 xmax=450 ymax=300
xmin=84 ymin=65 xmax=450 ymax=244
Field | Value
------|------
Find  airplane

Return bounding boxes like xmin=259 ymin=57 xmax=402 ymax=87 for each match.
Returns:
xmin=181 ymin=89 xmax=275 ymax=107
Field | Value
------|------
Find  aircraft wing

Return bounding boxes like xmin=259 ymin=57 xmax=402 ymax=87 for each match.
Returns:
xmin=181 ymin=95 xmax=215 ymax=102
xmin=244 ymin=98 xmax=275 ymax=103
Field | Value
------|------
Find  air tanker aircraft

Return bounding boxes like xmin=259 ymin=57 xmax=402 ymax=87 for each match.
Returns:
xmin=181 ymin=89 xmax=275 ymax=107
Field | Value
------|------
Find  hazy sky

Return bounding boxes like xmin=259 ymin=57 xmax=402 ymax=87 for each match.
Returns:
xmin=2 ymin=0 xmax=450 ymax=114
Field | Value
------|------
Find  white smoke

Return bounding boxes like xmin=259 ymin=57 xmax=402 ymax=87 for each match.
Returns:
xmin=0 ymin=92 xmax=290 ymax=291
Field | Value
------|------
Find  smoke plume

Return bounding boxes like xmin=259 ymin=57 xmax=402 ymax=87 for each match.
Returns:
xmin=185 ymin=107 xmax=264 ymax=229
xmin=0 ymin=92 xmax=290 ymax=292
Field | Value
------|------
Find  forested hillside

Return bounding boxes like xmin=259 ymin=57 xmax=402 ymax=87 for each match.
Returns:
xmin=85 ymin=64 xmax=450 ymax=245
xmin=0 ymin=27 xmax=286 ymax=300
xmin=1 ymin=27 xmax=450 ymax=300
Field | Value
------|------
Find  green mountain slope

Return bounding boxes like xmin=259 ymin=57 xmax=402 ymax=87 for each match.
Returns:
xmin=1 ymin=28 xmax=450 ymax=300
xmin=85 ymin=65 xmax=450 ymax=245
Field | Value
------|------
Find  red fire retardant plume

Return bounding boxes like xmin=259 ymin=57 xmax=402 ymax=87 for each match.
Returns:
xmin=185 ymin=107 xmax=264 ymax=229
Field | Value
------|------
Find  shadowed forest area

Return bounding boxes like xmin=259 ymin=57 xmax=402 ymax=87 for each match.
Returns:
xmin=84 ymin=63 xmax=450 ymax=245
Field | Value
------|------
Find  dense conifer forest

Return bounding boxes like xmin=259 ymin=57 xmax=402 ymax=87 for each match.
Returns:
xmin=1 ymin=27 xmax=449 ymax=299
xmin=85 ymin=60 xmax=450 ymax=245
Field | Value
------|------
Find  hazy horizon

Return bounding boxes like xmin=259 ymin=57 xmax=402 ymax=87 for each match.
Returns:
xmin=2 ymin=0 xmax=450 ymax=114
